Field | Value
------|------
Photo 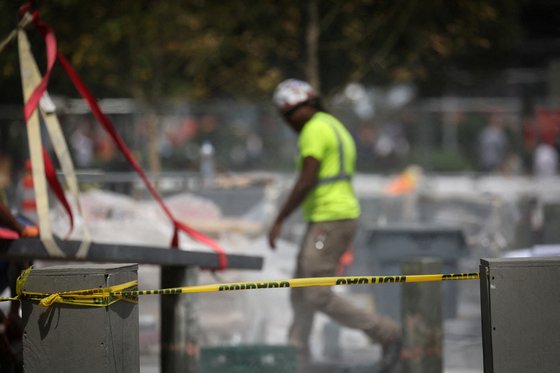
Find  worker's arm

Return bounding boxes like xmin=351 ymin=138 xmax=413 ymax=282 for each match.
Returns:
xmin=0 ymin=203 xmax=25 ymax=235
xmin=268 ymin=156 xmax=320 ymax=249
xmin=0 ymin=203 xmax=38 ymax=237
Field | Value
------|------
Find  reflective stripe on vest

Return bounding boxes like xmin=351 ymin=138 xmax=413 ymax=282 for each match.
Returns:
xmin=317 ymin=116 xmax=352 ymax=185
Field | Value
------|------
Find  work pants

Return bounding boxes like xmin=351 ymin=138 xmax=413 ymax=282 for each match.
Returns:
xmin=288 ymin=219 xmax=399 ymax=368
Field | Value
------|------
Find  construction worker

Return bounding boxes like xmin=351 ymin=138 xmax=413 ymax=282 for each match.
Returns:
xmin=268 ymin=79 xmax=401 ymax=372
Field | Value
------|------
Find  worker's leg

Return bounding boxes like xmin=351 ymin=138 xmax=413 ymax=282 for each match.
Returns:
xmin=288 ymin=224 xmax=317 ymax=372
xmin=299 ymin=219 xmax=400 ymax=344
xmin=304 ymin=282 xmax=399 ymax=343
xmin=288 ymin=287 xmax=315 ymax=372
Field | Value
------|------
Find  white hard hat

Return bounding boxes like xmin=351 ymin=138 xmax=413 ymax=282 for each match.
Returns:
xmin=272 ymin=79 xmax=317 ymax=112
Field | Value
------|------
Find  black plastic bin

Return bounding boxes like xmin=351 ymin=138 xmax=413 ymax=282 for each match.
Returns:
xmin=351 ymin=224 xmax=468 ymax=322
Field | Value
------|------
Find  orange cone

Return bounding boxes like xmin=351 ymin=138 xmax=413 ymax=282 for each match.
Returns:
xmin=384 ymin=165 xmax=422 ymax=196
xmin=20 ymin=160 xmax=37 ymax=223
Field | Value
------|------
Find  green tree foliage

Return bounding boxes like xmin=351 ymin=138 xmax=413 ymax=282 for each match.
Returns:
xmin=0 ymin=0 xmax=522 ymax=103
xmin=317 ymin=0 xmax=522 ymax=94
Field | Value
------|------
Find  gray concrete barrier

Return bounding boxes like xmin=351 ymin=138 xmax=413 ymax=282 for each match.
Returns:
xmin=21 ymin=263 xmax=139 ymax=373
xmin=480 ymin=257 xmax=560 ymax=372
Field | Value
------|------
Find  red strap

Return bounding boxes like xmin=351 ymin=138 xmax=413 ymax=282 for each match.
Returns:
xmin=57 ymin=54 xmax=174 ymax=219
xmin=18 ymin=1 xmax=33 ymax=18
xmin=19 ymin=5 xmax=75 ymax=238
xmin=20 ymin=13 xmax=55 ymax=123
xmin=43 ymin=148 xmax=74 ymax=237
xmin=57 ymin=52 xmax=227 ymax=269
xmin=175 ymin=222 xmax=228 ymax=269
xmin=19 ymin=1 xmax=228 ymax=270
xmin=59 ymin=53 xmax=228 ymax=269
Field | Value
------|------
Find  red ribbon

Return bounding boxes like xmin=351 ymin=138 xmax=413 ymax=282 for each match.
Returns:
xmin=19 ymin=6 xmax=74 ymax=237
xmin=18 ymin=2 xmax=228 ymax=269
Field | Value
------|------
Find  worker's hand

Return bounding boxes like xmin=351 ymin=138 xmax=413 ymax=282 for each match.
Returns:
xmin=268 ymin=221 xmax=283 ymax=250
xmin=20 ymin=225 xmax=39 ymax=238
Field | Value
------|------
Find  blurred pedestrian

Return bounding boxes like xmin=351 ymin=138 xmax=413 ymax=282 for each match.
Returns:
xmin=477 ymin=114 xmax=509 ymax=173
xmin=533 ymin=140 xmax=558 ymax=177
xmin=268 ymin=79 xmax=401 ymax=372
xmin=70 ymin=126 xmax=94 ymax=168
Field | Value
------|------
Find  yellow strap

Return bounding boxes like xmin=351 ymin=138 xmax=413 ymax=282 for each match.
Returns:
xmin=18 ymin=30 xmax=65 ymax=258
xmin=42 ymin=101 xmax=93 ymax=258
xmin=21 ymin=27 xmax=92 ymax=257
xmin=39 ymin=98 xmax=92 ymax=257
xmin=0 ymin=12 xmax=32 ymax=55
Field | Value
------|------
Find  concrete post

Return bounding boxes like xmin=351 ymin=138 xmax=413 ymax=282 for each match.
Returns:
xmin=401 ymin=257 xmax=443 ymax=373
xmin=542 ymin=202 xmax=560 ymax=243
xmin=21 ymin=263 xmax=139 ymax=373
xmin=160 ymin=266 xmax=199 ymax=373
xmin=480 ymin=257 xmax=560 ymax=372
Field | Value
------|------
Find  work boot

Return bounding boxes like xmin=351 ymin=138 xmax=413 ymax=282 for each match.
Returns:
xmin=378 ymin=338 xmax=402 ymax=373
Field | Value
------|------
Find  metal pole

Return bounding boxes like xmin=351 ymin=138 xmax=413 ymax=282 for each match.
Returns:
xmin=401 ymin=257 xmax=443 ymax=373
xmin=160 ymin=265 xmax=199 ymax=372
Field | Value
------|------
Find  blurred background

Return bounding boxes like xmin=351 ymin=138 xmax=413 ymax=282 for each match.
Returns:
xmin=2 ymin=1 xmax=560 ymax=372
xmin=1 ymin=0 xmax=560 ymax=179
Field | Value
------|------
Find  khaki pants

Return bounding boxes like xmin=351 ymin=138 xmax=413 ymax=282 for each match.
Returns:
xmin=288 ymin=219 xmax=399 ymax=369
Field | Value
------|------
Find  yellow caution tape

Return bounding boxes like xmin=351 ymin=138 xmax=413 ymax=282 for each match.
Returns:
xmin=0 ymin=267 xmax=138 ymax=307
xmin=112 ymin=272 xmax=480 ymax=297
xmin=21 ymin=280 xmax=139 ymax=307
xmin=16 ymin=266 xmax=32 ymax=298
xmin=0 ymin=271 xmax=479 ymax=307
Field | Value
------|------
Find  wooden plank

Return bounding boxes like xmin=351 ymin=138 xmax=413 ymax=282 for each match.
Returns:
xmin=0 ymin=238 xmax=263 ymax=270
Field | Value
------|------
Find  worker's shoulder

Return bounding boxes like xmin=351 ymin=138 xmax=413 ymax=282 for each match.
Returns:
xmin=312 ymin=111 xmax=342 ymax=124
xmin=300 ymin=120 xmax=332 ymax=144
xmin=305 ymin=112 xmax=341 ymax=132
